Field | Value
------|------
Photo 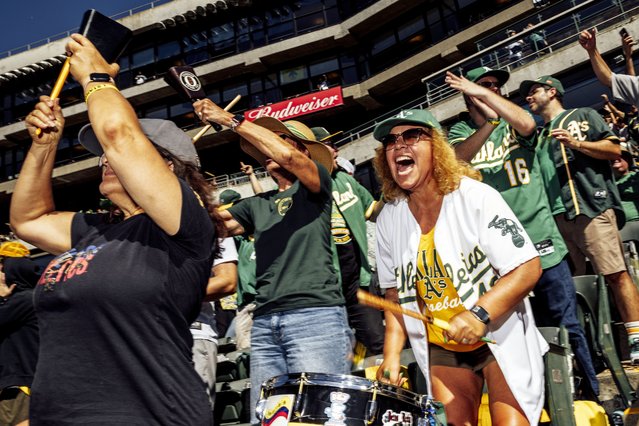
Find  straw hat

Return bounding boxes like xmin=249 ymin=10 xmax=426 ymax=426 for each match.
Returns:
xmin=240 ymin=117 xmax=333 ymax=173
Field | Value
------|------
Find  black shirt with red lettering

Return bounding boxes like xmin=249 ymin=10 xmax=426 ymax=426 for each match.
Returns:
xmin=30 ymin=180 xmax=214 ymax=426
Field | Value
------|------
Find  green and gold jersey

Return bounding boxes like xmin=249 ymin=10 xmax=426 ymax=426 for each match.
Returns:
xmin=330 ymin=171 xmax=376 ymax=286
xmin=535 ymin=108 xmax=625 ymax=227
xmin=449 ymin=118 xmax=567 ymax=269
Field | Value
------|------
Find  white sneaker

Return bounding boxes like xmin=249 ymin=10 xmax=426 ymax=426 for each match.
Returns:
xmin=630 ymin=337 xmax=639 ymax=365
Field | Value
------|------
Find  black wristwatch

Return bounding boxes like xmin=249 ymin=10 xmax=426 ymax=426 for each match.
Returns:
xmin=230 ymin=113 xmax=245 ymax=132
xmin=89 ymin=73 xmax=112 ymax=83
xmin=470 ymin=305 xmax=491 ymax=325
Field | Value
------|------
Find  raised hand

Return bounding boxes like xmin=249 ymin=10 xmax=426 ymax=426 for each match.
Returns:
xmin=240 ymin=162 xmax=254 ymax=175
xmin=25 ymin=96 xmax=65 ymax=146
xmin=445 ymin=71 xmax=492 ymax=98
xmin=579 ymin=28 xmax=597 ymax=52
xmin=193 ymin=98 xmax=229 ymax=127
xmin=622 ymin=34 xmax=635 ymax=58
xmin=66 ymin=33 xmax=119 ymax=88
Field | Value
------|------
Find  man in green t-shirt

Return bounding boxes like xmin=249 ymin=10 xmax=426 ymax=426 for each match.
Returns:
xmin=195 ymin=100 xmax=352 ymax=422
xmin=312 ymin=127 xmax=385 ymax=356
xmin=446 ymin=67 xmax=599 ymax=394
xmin=521 ymin=75 xmax=639 ymax=365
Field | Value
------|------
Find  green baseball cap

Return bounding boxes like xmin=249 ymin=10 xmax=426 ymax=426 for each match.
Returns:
xmin=219 ymin=189 xmax=241 ymax=205
xmin=373 ymin=109 xmax=442 ymax=142
xmin=465 ymin=66 xmax=510 ymax=86
xmin=519 ymin=75 xmax=565 ymax=97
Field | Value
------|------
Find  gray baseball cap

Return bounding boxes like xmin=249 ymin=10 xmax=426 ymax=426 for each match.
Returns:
xmin=78 ymin=118 xmax=199 ymax=166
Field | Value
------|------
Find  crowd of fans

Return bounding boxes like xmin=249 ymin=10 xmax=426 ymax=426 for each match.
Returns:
xmin=0 ymin=22 xmax=638 ymax=426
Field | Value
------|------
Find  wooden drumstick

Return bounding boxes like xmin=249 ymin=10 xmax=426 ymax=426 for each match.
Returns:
xmin=356 ymin=289 xmax=496 ymax=344
xmin=35 ymin=57 xmax=71 ymax=137
xmin=192 ymin=94 xmax=242 ymax=143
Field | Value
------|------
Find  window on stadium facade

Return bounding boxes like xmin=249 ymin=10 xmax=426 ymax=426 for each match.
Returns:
xmin=0 ymin=0 xmax=512 ymax=179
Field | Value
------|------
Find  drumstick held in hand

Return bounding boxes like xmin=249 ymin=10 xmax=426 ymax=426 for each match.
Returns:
xmin=192 ymin=94 xmax=242 ymax=143
xmin=35 ymin=57 xmax=71 ymax=137
xmin=357 ymin=289 xmax=496 ymax=344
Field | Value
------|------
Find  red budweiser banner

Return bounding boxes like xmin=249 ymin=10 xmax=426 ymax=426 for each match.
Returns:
xmin=244 ymin=86 xmax=344 ymax=122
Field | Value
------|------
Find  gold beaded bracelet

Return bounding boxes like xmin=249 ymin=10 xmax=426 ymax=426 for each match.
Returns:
xmin=84 ymin=84 xmax=119 ymax=103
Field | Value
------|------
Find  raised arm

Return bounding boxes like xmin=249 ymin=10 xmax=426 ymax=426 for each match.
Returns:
xmin=218 ymin=209 xmax=245 ymax=237
xmin=10 ymin=97 xmax=75 ymax=255
xmin=446 ymin=71 xmax=535 ymax=137
xmin=622 ymin=33 xmax=636 ymax=76
xmin=204 ymin=260 xmax=238 ymax=301
xmin=67 ymin=33 xmax=185 ymax=235
xmin=240 ymin=162 xmax=264 ymax=195
xmin=602 ymin=94 xmax=625 ymax=120
xmin=579 ymin=28 xmax=613 ymax=88
xmin=194 ymin=99 xmax=322 ymax=193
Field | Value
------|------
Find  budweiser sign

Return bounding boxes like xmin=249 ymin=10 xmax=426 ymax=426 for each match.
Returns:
xmin=245 ymin=86 xmax=344 ymax=122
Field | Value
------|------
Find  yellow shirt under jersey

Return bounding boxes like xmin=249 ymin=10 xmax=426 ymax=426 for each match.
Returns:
xmin=416 ymin=229 xmax=483 ymax=352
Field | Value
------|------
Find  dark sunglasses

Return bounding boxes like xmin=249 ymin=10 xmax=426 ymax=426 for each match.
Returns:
xmin=381 ymin=128 xmax=431 ymax=151
xmin=478 ymin=81 xmax=502 ymax=89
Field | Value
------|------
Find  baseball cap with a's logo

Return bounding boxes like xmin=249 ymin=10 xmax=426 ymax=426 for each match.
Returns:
xmin=373 ymin=109 xmax=442 ymax=142
xmin=464 ymin=66 xmax=510 ymax=86
xmin=519 ymin=75 xmax=565 ymax=97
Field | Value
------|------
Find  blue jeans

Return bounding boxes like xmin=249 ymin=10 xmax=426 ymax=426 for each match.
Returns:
xmin=530 ymin=259 xmax=600 ymax=395
xmin=249 ymin=306 xmax=353 ymax=424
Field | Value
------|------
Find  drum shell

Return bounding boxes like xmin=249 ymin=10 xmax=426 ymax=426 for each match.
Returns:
xmin=258 ymin=373 xmax=428 ymax=425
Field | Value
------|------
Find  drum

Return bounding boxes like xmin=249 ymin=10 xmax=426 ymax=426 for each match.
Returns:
xmin=256 ymin=372 xmax=439 ymax=425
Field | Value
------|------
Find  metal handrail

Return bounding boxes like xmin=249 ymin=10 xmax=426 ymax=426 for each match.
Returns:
xmin=210 ymin=167 xmax=270 ymax=188
xmin=421 ymin=0 xmax=637 ymax=103
xmin=330 ymin=0 xmax=636 ymax=148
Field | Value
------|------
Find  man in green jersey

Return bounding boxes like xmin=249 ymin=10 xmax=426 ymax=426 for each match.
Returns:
xmin=313 ymin=127 xmax=385 ymax=355
xmin=521 ymin=75 xmax=639 ymax=365
xmin=446 ymin=67 xmax=599 ymax=394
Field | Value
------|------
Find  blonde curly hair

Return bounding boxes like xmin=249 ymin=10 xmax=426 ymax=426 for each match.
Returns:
xmin=373 ymin=128 xmax=480 ymax=202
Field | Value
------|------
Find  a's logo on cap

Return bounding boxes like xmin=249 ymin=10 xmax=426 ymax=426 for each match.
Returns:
xmin=395 ymin=110 xmax=414 ymax=119
xmin=179 ymin=71 xmax=201 ymax=92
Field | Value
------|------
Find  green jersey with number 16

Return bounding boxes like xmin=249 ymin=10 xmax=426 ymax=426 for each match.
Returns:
xmin=449 ymin=118 xmax=567 ymax=269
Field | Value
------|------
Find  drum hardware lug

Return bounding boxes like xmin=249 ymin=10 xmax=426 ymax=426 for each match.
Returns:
xmin=293 ymin=393 xmax=306 ymax=417
xmin=365 ymin=383 xmax=379 ymax=424
xmin=255 ymin=398 xmax=266 ymax=421
xmin=364 ymin=400 xmax=378 ymax=424
xmin=294 ymin=373 xmax=308 ymax=417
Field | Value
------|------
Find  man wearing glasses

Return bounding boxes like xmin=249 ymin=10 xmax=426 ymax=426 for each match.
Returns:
xmin=445 ymin=67 xmax=600 ymax=398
